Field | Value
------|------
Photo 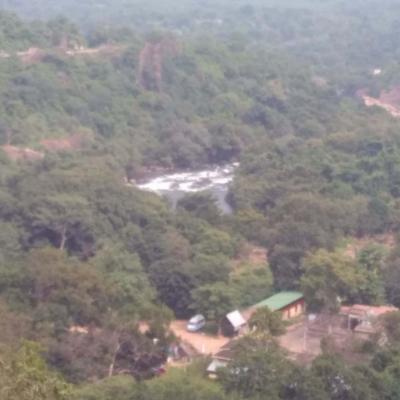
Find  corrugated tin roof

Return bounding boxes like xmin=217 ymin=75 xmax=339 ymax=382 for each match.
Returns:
xmin=214 ymin=340 xmax=237 ymax=360
xmin=226 ymin=310 xmax=246 ymax=329
xmin=254 ymin=291 xmax=303 ymax=312
xmin=341 ymin=304 xmax=397 ymax=318
xmin=207 ymin=359 xmax=228 ymax=373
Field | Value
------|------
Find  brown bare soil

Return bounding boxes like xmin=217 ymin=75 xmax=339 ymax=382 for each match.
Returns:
xmin=360 ymin=86 xmax=400 ymax=118
xmin=279 ymin=315 xmax=371 ymax=365
xmin=17 ymin=47 xmax=47 ymax=64
xmin=343 ymin=233 xmax=395 ymax=259
xmin=169 ymin=320 xmax=229 ymax=356
xmin=231 ymin=243 xmax=268 ymax=274
xmin=0 ymin=44 xmax=124 ymax=65
xmin=69 ymin=325 xmax=89 ymax=334
xmin=247 ymin=246 xmax=268 ymax=264
xmin=2 ymin=145 xmax=44 ymax=161
xmin=2 ymin=132 xmax=89 ymax=161
xmin=278 ymin=319 xmax=321 ymax=362
xmin=380 ymin=86 xmax=400 ymax=107
xmin=41 ymin=133 xmax=87 ymax=152
xmin=65 ymin=44 xmax=124 ymax=58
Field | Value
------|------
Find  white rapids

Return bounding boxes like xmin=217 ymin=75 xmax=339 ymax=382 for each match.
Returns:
xmin=134 ymin=163 xmax=239 ymax=213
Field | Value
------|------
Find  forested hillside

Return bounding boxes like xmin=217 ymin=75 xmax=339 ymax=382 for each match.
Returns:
xmin=2 ymin=1 xmax=400 ymax=399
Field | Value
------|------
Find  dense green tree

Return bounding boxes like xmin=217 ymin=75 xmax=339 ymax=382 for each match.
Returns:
xmin=301 ymin=250 xmax=364 ymax=313
xmin=190 ymin=253 xmax=231 ymax=286
xmin=219 ymin=336 xmax=291 ymax=399
xmin=0 ymin=301 xmax=31 ymax=347
xmin=0 ymin=248 xmax=114 ymax=330
xmin=383 ymin=245 xmax=400 ymax=307
xmin=149 ymin=259 xmax=195 ymax=318
xmin=248 ymin=306 xmax=285 ymax=337
xmin=22 ymin=193 xmax=93 ymax=252
xmin=0 ymin=341 xmax=69 ymax=400
xmin=356 ymin=244 xmax=387 ymax=305
xmin=70 ymin=376 xmax=137 ymax=400
xmin=281 ymin=367 xmax=329 ymax=400
xmin=145 ymin=369 xmax=227 ymax=400
xmin=311 ymin=355 xmax=379 ymax=400
xmin=191 ymin=282 xmax=238 ymax=321
xmin=229 ymin=266 xmax=273 ymax=308
xmin=177 ymin=193 xmax=221 ymax=224
xmin=1 ymin=2 xmax=400 ymax=396
xmin=91 ymin=244 xmax=156 ymax=317
xmin=47 ymin=320 xmax=168 ymax=383
xmin=0 ymin=221 xmax=21 ymax=261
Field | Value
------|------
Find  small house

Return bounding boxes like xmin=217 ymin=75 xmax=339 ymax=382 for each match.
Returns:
xmin=221 ymin=310 xmax=247 ymax=337
xmin=340 ymin=304 xmax=397 ymax=338
xmin=207 ymin=340 xmax=236 ymax=378
xmin=243 ymin=291 xmax=305 ymax=321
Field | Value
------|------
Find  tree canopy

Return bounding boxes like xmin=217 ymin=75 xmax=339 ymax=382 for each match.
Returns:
xmin=1 ymin=1 xmax=400 ymax=398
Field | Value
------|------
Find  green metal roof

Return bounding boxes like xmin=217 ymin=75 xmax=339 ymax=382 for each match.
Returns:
xmin=254 ymin=291 xmax=303 ymax=312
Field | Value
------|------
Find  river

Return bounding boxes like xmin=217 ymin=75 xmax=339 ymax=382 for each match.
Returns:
xmin=133 ymin=163 xmax=239 ymax=213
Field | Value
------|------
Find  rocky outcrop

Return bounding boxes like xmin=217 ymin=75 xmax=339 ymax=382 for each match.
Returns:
xmin=40 ymin=133 xmax=87 ymax=152
xmin=64 ymin=44 xmax=123 ymax=57
xmin=2 ymin=145 xmax=44 ymax=161
xmin=0 ymin=44 xmax=124 ymax=65
xmin=360 ymin=87 xmax=400 ymax=118
xmin=2 ymin=133 xmax=90 ymax=161
xmin=17 ymin=47 xmax=46 ymax=64
xmin=137 ymin=37 xmax=181 ymax=91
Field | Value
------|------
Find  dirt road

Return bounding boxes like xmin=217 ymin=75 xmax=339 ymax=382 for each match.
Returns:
xmin=278 ymin=321 xmax=322 ymax=366
xmin=170 ymin=320 xmax=229 ymax=355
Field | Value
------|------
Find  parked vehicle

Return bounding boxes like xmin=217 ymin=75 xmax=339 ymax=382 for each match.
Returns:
xmin=187 ymin=314 xmax=206 ymax=332
xmin=151 ymin=365 xmax=166 ymax=376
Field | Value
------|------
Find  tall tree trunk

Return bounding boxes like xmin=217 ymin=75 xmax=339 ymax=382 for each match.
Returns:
xmin=108 ymin=342 xmax=121 ymax=377
xmin=59 ymin=225 xmax=67 ymax=251
xmin=5 ymin=129 xmax=11 ymax=145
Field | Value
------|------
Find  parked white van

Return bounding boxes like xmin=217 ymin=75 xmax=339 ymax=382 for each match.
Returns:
xmin=187 ymin=314 xmax=206 ymax=332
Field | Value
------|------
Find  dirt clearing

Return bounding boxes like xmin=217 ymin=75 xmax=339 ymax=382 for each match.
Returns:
xmin=170 ymin=320 xmax=230 ymax=355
